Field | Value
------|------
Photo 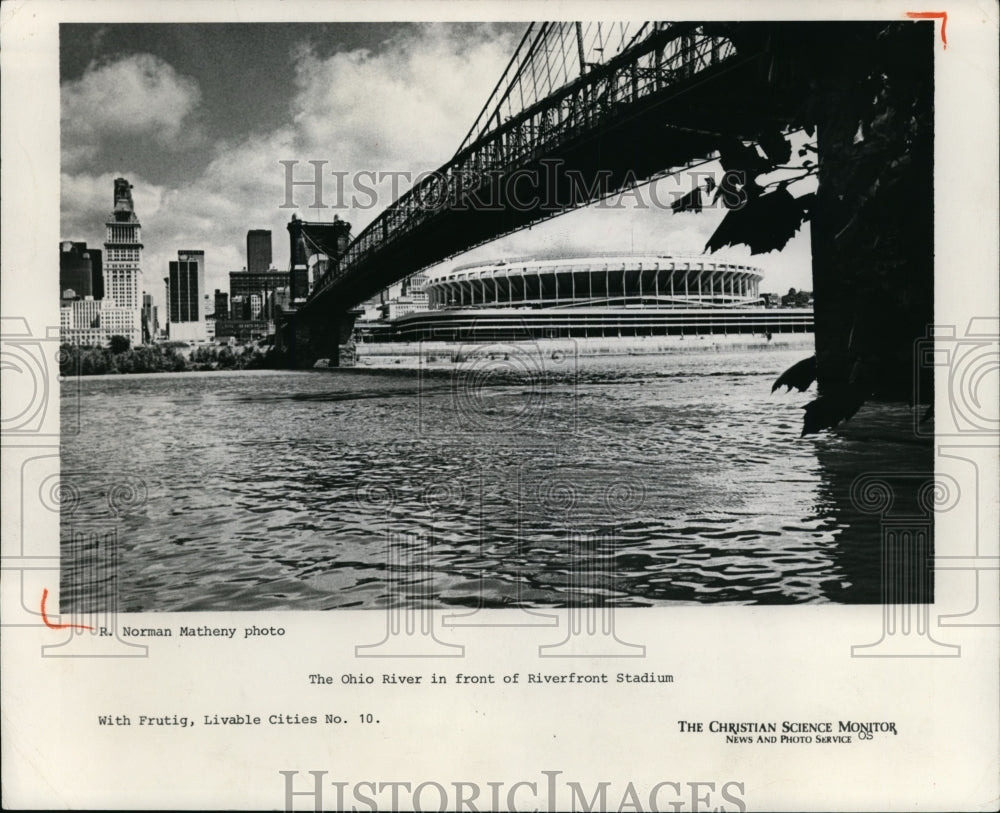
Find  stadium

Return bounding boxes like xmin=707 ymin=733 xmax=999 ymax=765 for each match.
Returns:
xmin=390 ymin=255 xmax=813 ymax=342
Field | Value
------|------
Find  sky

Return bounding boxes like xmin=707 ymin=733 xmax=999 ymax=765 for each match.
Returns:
xmin=59 ymin=22 xmax=814 ymax=313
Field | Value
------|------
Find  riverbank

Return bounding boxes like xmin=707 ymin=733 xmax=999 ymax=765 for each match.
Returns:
xmin=338 ymin=333 xmax=814 ymax=369
xmin=59 ymin=342 xmax=271 ymax=376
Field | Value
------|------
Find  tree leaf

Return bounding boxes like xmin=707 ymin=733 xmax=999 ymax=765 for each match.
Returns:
xmin=705 ymin=188 xmax=809 ymax=254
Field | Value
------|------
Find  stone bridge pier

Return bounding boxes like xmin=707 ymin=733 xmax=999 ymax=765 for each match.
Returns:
xmin=280 ymin=308 xmax=361 ymax=368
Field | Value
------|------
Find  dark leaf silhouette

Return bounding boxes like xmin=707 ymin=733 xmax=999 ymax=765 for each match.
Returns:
xmin=772 ymin=355 xmax=816 ymax=393
xmin=718 ymin=139 xmax=770 ymax=175
xmin=758 ymin=129 xmax=792 ymax=165
xmin=705 ymin=187 xmax=809 ymax=254
xmin=671 ymin=187 xmax=703 ymax=213
xmin=801 ymin=387 xmax=867 ymax=436
xmin=712 ymin=173 xmax=761 ymax=210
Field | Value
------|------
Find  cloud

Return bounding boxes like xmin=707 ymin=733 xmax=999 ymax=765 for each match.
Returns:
xmin=292 ymin=24 xmax=514 ymax=170
xmin=62 ymin=26 xmax=522 ymax=307
xmin=286 ymin=24 xmax=518 ymax=231
xmin=59 ymin=26 xmax=814 ymax=313
xmin=62 ymin=53 xmax=203 ymax=169
xmin=61 ymin=170 xmax=165 ymax=236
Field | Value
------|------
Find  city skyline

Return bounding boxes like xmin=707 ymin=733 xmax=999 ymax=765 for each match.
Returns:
xmin=59 ymin=23 xmax=814 ymax=319
xmin=61 ymin=192 xmax=299 ymax=346
xmin=60 ymin=177 xmax=144 ymax=347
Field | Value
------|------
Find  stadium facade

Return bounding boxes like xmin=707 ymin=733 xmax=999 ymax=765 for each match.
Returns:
xmin=387 ymin=255 xmax=813 ymax=342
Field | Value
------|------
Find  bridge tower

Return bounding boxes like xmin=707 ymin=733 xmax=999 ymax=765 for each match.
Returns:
xmin=280 ymin=214 xmax=358 ymax=367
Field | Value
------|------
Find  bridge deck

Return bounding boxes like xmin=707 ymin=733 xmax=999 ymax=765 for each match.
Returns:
xmin=296 ymin=23 xmax=780 ymax=322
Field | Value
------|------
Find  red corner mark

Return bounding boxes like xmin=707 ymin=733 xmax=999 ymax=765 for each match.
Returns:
xmin=40 ymin=588 xmax=94 ymax=631
xmin=906 ymin=11 xmax=948 ymax=49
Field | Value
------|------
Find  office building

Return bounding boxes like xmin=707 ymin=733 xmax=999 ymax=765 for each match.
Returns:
xmin=141 ymin=292 xmax=159 ymax=343
xmin=168 ymin=260 xmax=199 ymax=322
xmin=100 ymin=178 xmax=143 ymax=345
xmin=89 ymin=247 xmax=104 ymax=300
xmin=163 ymin=276 xmax=171 ymax=330
xmin=60 ymin=298 xmax=104 ymax=346
xmin=214 ymin=290 xmax=229 ymax=320
xmin=167 ymin=250 xmax=207 ymax=342
xmin=246 ymin=229 xmax=272 ymax=274
xmin=59 ymin=180 xmax=142 ymax=346
xmin=229 ymin=266 xmax=288 ymax=320
xmin=60 ymin=241 xmax=94 ymax=301
xmin=229 ymin=295 xmax=246 ymax=320
xmin=178 ymin=250 xmax=206 ymax=321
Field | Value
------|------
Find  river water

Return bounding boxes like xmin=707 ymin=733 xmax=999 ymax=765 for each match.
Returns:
xmin=60 ymin=347 xmax=932 ymax=611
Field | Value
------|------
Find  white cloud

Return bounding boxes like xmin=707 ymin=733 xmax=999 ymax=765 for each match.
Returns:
xmin=61 ymin=170 xmax=164 ymax=237
xmin=62 ymin=54 xmax=203 ymax=169
xmin=292 ymin=24 xmax=514 ymax=171
xmin=62 ymin=27 xmax=521 ymax=308
xmin=60 ymin=27 xmax=813 ymax=314
xmin=286 ymin=24 xmax=518 ymax=232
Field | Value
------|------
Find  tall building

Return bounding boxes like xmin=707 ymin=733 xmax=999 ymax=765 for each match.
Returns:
xmin=214 ymin=289 xmax=229 ymax=320
xmin=177 ymin=250 xmax=206 ymax=322
xmin=246 ymin=229 xmax=272 ymax=274
xmin=141 ymin=292 xmax=158 ymax=343
xmin=59 ymin=241 xmax=94 ymax=300
xmin=163 ymin=276 xmax=170 ymax=330
xmin=229 ymin=266 xmax=288 ymax=320
xmin=228 ymin=295 xmax=244 ymax=320
xmin=102 ymin=178 xmax=143 ymax=346
xmin=309 ymin=255 xmax=328 ymax=290
xmin=90 ymin=247 xmax=104 ymax=300
xmin=60 ymin=298 xmax=104 ymax=346
xmin=168 ymin=261 xmax=199 ymax=322
xmin=167 ymin=253 xmax=207 ymax=342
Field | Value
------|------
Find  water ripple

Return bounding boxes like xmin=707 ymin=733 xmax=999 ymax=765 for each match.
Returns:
xmin=60 ymin=351 xmax=931 ymax=610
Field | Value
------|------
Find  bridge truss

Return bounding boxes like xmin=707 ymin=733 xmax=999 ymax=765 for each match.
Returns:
xmin=303 ymin=22 xmax=744 ymax=313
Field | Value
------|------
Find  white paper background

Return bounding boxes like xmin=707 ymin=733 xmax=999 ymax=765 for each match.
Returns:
xmin=2 ymin=1 xmax=997 ymax=810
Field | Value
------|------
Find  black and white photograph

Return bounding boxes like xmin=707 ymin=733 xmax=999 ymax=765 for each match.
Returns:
xmin=2 ymin=1 xmax=997 ymax=810
xmin=56 ymin=18 xmax=937 ymax=612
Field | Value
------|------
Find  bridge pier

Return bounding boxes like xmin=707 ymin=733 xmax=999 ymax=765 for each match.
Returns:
xmin=325 ymin=312 xmax=360 ymax=368
xmin=282 ymin=310 xmax=360 ymax=369
xmin=292 ymin=310 xmax=361 ymax=369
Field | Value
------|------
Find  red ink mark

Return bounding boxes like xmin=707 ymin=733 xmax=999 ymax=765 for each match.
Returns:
xmin=41 ymin=588 xmax=94 ymax=631
xmin=906 ymin=11 xmax=948 ymax=49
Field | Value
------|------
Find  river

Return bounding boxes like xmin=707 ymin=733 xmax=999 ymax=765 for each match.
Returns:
xmin=60 ymin=346 xmax=933 ymax=611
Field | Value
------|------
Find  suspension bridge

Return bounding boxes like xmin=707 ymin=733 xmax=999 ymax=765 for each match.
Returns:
xmin=281 ymin=17 xmax=934 ymax=408
xmin=279 ymin=21 xmax=778 ymax=363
